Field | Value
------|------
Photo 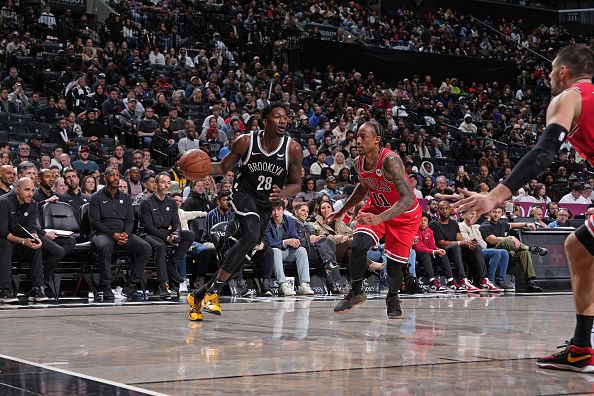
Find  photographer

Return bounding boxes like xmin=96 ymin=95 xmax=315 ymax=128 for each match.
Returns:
xmin=8 ymin=81 xmax=29 ymax=113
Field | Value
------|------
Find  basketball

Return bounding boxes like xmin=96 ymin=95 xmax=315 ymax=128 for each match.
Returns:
xmin=179 ymin=149 xmax=212 ymax=181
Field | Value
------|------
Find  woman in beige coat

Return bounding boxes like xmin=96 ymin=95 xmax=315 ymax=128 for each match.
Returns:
xmin=314 ymin=201 xmax=353 ymax=264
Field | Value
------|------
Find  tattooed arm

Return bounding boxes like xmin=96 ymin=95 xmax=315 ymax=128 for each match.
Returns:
xmin=378 ymin=155 xmax=416 ymax=222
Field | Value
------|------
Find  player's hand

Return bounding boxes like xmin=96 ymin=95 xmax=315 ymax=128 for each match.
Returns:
xmin=452 ymin=190 xmax=497 ymax=216
xmin=269 ymin=185 xmax=283 ymax=202
xmin=357 ymin=212 xmax=382 ymax=226
xmin=255 ymin=242 xmax=264 ymax=251
xmin=46 ymin=195 xmax=60 ymax=203
xmin=525 ymin=223 xmax=537 ymax=231
xmin=437 ymin=249 xmax=446 ymax=256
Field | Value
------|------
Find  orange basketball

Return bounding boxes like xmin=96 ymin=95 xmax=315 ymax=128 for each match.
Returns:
xmin=179 ymin=149 xmax=212 ymax=181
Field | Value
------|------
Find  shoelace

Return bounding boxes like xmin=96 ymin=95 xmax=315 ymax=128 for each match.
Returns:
xmin=548 ymin=341 xmax=571 ymax=358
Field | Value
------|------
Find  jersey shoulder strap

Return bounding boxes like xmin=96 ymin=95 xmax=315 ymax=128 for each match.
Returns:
xmin=241 ymin=131 xmax=256 ymax=165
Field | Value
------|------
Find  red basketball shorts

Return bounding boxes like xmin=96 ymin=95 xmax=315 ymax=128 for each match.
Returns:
xmin=354 ymin=202 xmax=422 ymax=263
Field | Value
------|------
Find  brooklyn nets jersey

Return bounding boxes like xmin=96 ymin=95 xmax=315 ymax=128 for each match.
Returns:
xmin=234 ymin=130 xmax=290 ymax=208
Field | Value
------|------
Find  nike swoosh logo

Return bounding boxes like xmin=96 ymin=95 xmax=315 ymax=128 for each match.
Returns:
xmin=102 ymin=201 xmax=108 ymax=204
xmin=568 ymin=353 xmax=591 ymax=363
xmin=153 ymin=208 xmax=157 ymax=210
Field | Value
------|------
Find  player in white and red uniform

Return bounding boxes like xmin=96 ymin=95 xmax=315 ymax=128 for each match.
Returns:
xmin=328 ymin=121 xmax=421 ymax=318
xmin=455 ymin=44 xmax=594 ymax=373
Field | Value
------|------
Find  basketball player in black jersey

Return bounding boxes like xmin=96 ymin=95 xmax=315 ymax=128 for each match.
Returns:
xmin=187 ymin=103 xmax=303 ymax=321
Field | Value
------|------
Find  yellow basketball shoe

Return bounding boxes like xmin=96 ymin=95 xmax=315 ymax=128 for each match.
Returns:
xmin=201 ymin=293 xmax=222 ymax=315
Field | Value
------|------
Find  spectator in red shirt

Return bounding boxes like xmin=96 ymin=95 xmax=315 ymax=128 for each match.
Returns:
xmin=414 ymin=212 xmax=458 ymax=293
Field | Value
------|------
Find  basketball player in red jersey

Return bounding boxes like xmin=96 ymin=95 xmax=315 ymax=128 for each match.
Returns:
xmin=455 ymin=44 xmax=594 ymax=372
xmin=327 ymin=121 xmax=421 ymax=318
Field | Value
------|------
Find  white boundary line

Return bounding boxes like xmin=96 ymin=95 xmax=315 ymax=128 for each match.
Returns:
xmin=0 ymin=353 xmax=169 ymax=396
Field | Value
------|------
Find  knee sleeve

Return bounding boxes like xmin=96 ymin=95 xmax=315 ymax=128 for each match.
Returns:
xmin=386 ymin=258 xmax=405 ymax=292
xmin=349 ymin=233 xmax=375 ymax=281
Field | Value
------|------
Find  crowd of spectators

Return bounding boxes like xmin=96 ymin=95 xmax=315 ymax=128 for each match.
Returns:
xmin=0 ymin=0 xmax=591 ymax=300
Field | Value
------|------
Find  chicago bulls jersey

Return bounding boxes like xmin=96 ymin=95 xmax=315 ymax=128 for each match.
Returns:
xmin=357 ymin=148 xmax=419 ymax=215
xmin=566 ymin=82 xmax=594 ymax=164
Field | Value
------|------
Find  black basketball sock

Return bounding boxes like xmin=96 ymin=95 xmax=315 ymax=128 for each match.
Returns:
xmin=351 ymin=279 xmax=363 ymax=295
xmin=572 ymin=314 xmax=594 ymax=347
xmin=207 ymin=279 xmax=226 ymax=295
xmin=192 ymin=285 xmax=207 ymax=301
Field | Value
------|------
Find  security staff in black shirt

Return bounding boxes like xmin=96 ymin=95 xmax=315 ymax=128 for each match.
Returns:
xmin=140 ymin=172 xmax=194 ymax=299
xmin=0 ymin=178 xmax=47 ymax=303
xmin=89 ymin=166 xmax=150 ymax=300
xmin=60 ymin=167 xmax=91 ymax=219
xmin=32 ymin=168 xmax=76 ymax=277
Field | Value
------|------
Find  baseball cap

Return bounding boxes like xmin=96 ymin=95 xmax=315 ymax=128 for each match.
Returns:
xmin=98 ymin=73 xmax=106 ymax=78
xmin=79 ymin=145 xmax=89 ymax=153
xmin=573 ymin=184 xmax=585 ymax=191
xmin=326 ymin=176 xmax=336 ymax=183
xmin=569 ymin=175 xmax=579 ymax=181
xmin=584 ymin=184 xmax=592 ymax=190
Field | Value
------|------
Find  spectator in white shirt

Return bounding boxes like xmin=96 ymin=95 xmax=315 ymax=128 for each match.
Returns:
xmin=38 ymin=5 xmax=56 ymax=28
xmin=309 ymin=151 xmax=329 ymax=179
xmin=178 ymin=125 xmax=200 ymax=154
xmin=559 ymin=184 xmax=591 ymax=204
xmin=149 ymin=47 xmax=166 ymax=65
xmin=581 ymin=184 xmax=593 ymax=203
xmin=459 ymin=114 xmax=477 ymax=134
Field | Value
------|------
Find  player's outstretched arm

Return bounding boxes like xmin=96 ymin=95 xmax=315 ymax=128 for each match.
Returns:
xmin=378 ymin=155 xmax=415 ymax=222
xmin=326 ymin=157 xmax=369 ymax=223
xmin=269 ymin=140 xmax=304 ymax=202
xmin=453 ymin=90 xmax=580 ymax=215
xmin=211 ymin=134 xmax=250 ymax=176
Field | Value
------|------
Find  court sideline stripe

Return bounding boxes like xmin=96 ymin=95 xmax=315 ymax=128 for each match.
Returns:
xmin=0 ymin=354 xmax=169 ymax=396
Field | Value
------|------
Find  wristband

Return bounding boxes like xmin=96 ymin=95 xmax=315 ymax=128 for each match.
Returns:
xmin=457 ymin=241 xmax=461 ymax=246
xmin=22 ymin=239 xmax=25 ymax=245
